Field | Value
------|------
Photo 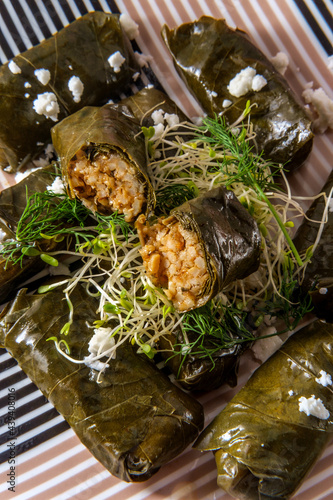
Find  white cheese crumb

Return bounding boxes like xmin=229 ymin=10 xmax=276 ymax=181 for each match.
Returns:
xmin=119 ymin=13 xmax=139 ymax=40
xmin=132 ymin=71 xmax=140 ymax=81
xmin=302 ymin=85 xmax=333 ymax=133
xmin=151 ymin=108 xmax=165 ymax=125
xmin=34 ymin=68 xmax=51 ymax=86
xmin=134 ymin=51 xmax=153 ymax=68
xmin=227 ymin=67 xmax=256 ymax=97
xmin=298 ymin=395 xmax=330 ymax=419
xmin=191 ymin=116 xmax=204 ymax=126
xmin=84 ymin=327 xmax=116 ymax=371
xmin=25 ymin=93 xmax=30 ymax=98
xmin=68 ymin=75 xmax=84 ymax=103
xmin=24 ymin=81 xmax=31 ymax=88
xmin=252 ymin=74 xmax=268 ymax=92
xmin=68 ymin=64 xmax=73 ymax=70
xmin=211 ymin=90 xmax=218 ymax=98
xmin=315 ymin=370 xmax=332 ymax=387
xmin=165 ymin=112 xmax=180 ymax=127
xmin=227 ymin=66 xmax=267 ymax=97
xmin=33 ymin=92 xmax=60 ymax=122
xmin=270 ymin=51 xmax=289 ymax=75
xmin=8 ymin=60 xmax=21 ymax=74
xmin=152 ymin=123 xmax=165 ymax=140
xmin=108 ymin=51 xmax=126 ymax=73
xmin=47 ymin=176 xmax=66 ymax=195
xmin=222 ymin=99 xmax=232 ymax=108
xmin=288 ymin=390 xmax=294 ymax=396
xmin=319 ymin=287 xmax=328 ymax=294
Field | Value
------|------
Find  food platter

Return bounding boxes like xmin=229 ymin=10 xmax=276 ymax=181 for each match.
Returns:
xmin=0 ymin=1 xmax=332 ymax=499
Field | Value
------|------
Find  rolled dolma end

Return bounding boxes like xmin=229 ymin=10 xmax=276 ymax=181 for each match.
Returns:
xmin=0 ymin=11 xmax=140 ymax=172
xmin=0 ymin=281 xmax=204 ymax=482
xmin=52 ymin=104 xmax=155 ymax=222
xmin=136 ymin=187 xmax=261 ymax=312
xmin=161 ymin=16 xmax=313 ymax=171
xmin=293 ymin=169 xmax=333 ymax=323
xmin=194 ymin=320 xmax=333 ymax=500
xmin=158 ymin=327 xmax=247 ymax=392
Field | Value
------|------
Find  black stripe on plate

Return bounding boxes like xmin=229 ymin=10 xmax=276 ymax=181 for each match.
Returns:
xmin=0 ymin=356 xmax=17 ymax=372
xmin=32 ymin=0 xmax=66 ymax=32
xmin=0 ymin=370 xmax=28 ymax=391
xmin=293 ymin=0 xmax=333 ymax=55
xmin=0 ymin=407 xmax=61 ymax=446
xmin=25 ymin=0 xmax=54 ymax=39
xmin=10 ymin=0 xmax=40 ymax=47
xmin=0 ymin=2 xmax=29 ymax=54
xmin=0 ymin=25 xmax=14 ymax=61
xmin=0 ymin=419 xmax=69 ymax=463
xmin=69 ymin=0 xmax=90 ymax=16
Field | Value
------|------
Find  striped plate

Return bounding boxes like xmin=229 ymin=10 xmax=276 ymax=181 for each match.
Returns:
xmin=0 ymin=1 xmax=332 ymax=499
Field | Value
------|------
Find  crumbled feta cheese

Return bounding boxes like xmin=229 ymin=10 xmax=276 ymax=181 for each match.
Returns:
xmin=68 ymin=64 xmax=73 ymax=70
xmin=152 ymin=123 xmax=165 ymax=140
xmin=47 ymin=176 xmax=66 ymax=195
xmin=227 ymin=67 xmax=256 ymax=97
xmin=222 ymin=99 xmax=232 ymax=108
xmin=270 ymin=51 xmax=289 ymax=75
xmin=227 ymin=66 xmax=267 ymax=97
xmin=8 ymin=60 xmax=21 ymax=74
xmin=315 ymin=370 xmax=332 ymax=387
xmin=319 ymin=287 xmax=328 ymax=294
xmin=134 ymin=51 xmax=153 ymax=68
xmin=68 ymin=75 xmax=84 ymax=103
xmin=119 ymin=13 xmax=139 ymax=40
xmin=24 ymin=81 xmax=31 ymax=88
xmin=151 ymin=109 xmax=165 ymax=125
xmin=34 ymin=68 xmax=51 ymax=85
xmin=211 ymin=90 xmax=218 ymax=98
xmin=33 ymin=92 xmax=60 ymax=121
xmin=288 ymin=390 xmax=294 ymax=396
xmin=132 ymin=71 xmax=140 ymax=81
xmin=302 ymin=85 xmax=333 ymax=133
xmin=25 ymin=93 xmax=30 ymax=98
xmin=84 ymin=327 xmax=116 ymax=369
xmin=165 ymin=112 xmax=180 ymax=127
xmin=108 ymin=51 xmax=126 ymax=73
xmin=298 ymin=395 xmax=330 ymax=419
xmin=251 ymin=74 xmax=268 ymax=92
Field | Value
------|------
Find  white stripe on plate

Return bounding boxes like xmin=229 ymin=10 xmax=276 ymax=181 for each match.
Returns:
xmin=303 ymin=0 xmax=333 ymax=43
xmin=17 ymin=0 xmax=46 ymax=42
xmin=49 ymin=0 xmax=71 ymax=26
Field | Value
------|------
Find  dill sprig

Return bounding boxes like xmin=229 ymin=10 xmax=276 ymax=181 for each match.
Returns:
xmin=0 ymin=187 xmax=132 ymax=266
xmin=155 ymin=182 xmax=198 ymax=215
xmin=196 ymin=115 xmax=304 ymax=266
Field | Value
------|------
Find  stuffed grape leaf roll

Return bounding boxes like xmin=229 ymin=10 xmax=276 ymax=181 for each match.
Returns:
xmin=0 ymin=12 xmax=140 ymax=172
xmin=0 ymin=281 xmax=204 ymax=482
xmin=194 ymin=320 xmax=333 ymax=500
xmin=293 ymin=169 xmax=333 ymax=322
xmin=51 ymin=103 xmax=155 ymax=222
xmin=161 ymin=16 xmax=313 ymax=171
xmin=136 ymin=187 xmax=261 ymax=312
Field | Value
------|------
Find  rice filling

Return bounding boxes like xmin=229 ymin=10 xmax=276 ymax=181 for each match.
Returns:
xmin=137 ymin=215 xmax=210 ymax=311
xmin=68 ymin=148 xmax=146 ymax=222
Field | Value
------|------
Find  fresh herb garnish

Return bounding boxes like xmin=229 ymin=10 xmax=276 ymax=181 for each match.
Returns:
xmin=0 ymin=187 xmax=132 ymax=266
